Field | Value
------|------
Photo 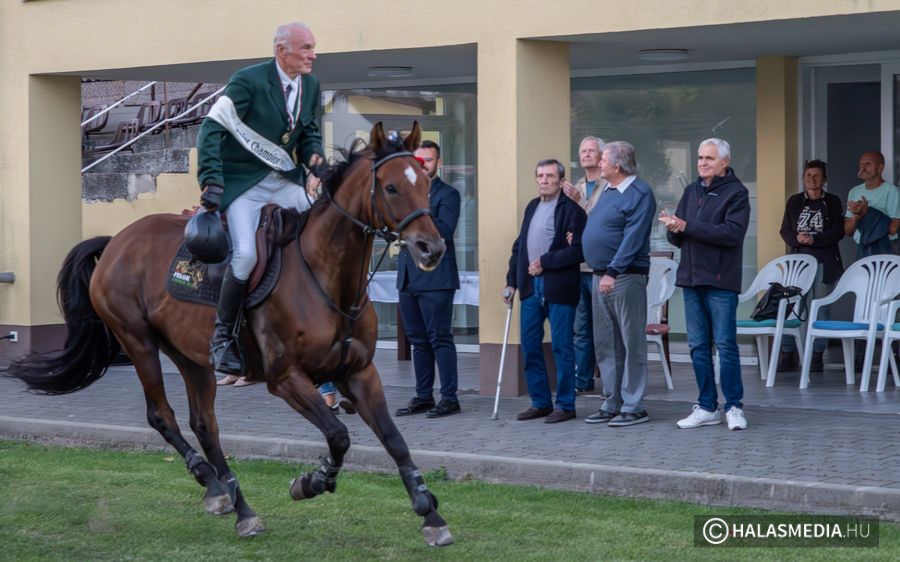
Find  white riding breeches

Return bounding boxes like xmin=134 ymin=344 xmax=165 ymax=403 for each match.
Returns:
xmin=226 ymin=171 xmax=311 ymax=280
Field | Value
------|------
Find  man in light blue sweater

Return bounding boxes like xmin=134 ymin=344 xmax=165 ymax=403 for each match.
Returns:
xmin=581 ymin=141 xmax=656 ymax=427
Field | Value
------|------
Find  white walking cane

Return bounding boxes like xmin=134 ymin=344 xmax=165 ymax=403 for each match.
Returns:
xmin=490 ymin=289 xmax=514 ymax=420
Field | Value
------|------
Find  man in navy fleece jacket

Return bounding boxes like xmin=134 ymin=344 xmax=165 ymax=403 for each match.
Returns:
xmin=664 ymin=138 xmax=750 ymax=431
xmin=582 ymin=141 xmax=656 ymax=428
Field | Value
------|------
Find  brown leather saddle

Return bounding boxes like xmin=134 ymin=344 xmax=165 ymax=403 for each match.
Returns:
xmin=166 ymin=204 xmax=303 ymax=308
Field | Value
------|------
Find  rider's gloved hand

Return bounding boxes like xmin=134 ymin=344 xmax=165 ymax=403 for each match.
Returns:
xmin=200 ymin=184 xmax=224 ymax=212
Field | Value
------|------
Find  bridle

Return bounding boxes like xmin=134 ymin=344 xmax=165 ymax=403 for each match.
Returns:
xmin=323 ymin=150 xmax=432 ymax=244
xmin=299 ymin=149 xmax=432 ymax=323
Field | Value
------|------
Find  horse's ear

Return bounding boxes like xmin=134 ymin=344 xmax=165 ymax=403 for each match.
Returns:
xmin=370 ymin=122 xmax=386 ymax=152
xmin=404 ymin=121 xmax=422 ymax=153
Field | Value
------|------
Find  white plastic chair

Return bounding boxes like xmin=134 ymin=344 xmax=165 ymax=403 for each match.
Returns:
xmin=800 ymin=254 xmax=900 ymax=391
xmin=875 ymin=298 xmax=900 ymax=392
xmin=735 ymin=254 xmax=818 ymax=387
xmin=646 ymin=257 xmax=678 ymax=390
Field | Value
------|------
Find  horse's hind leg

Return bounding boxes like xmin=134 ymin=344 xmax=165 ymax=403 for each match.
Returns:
xmin=112 ymin=329 xmax=229 ymax=517
xmin=174 ymin=354 xmax=264 ymax=537
xmin=347 ymin=365 xmax=453 ymax=547
xmin=270 ymin=369 xmax=351 ymax=501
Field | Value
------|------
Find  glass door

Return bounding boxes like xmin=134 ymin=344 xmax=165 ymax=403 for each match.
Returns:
xmin=880 ymin=63 xmax=900 ymax=186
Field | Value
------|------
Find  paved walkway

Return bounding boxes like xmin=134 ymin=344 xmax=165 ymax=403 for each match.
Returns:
xmin=2 ymin=349 xmax=899 ymax=519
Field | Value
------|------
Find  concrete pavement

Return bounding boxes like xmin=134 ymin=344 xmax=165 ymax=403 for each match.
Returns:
xmin=1 ymin=349 xmax=899 ymax=520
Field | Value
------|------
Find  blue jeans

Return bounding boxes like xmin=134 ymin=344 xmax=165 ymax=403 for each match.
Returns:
xmin=319 ymin=382 xmax=337 ymax=395
xmin=683 ymin=287 xmax=743 ymax=413
xmin=520 ymin=276 xmax=577 ymax=411
xmin=574 ymin=272 xmax=596 ymax=390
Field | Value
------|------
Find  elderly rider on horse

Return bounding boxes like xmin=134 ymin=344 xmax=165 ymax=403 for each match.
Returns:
xmin=195 ymin=22 xmax=324 ymax=376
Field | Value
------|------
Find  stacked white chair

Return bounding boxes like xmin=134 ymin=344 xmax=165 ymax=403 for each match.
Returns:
xmin=646 ymin=257 xmax=679 ymax=390
xmin=875 ymin=297 xmax=900 ymax=392
xmin=735 ymin=255 xmax=818 ymax=387
xmin=800 ymin=254 xmax=900 ymax=391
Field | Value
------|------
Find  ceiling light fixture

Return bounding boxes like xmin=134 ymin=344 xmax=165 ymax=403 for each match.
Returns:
xmin=638 ymin=49 xmax=690 ymax=62
xmin=367 ymin=65 xmax=414 ymax=78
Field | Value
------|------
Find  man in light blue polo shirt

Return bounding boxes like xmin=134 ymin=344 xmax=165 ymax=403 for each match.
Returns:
xmin=844 ymin=151 xmax=900 ymax=258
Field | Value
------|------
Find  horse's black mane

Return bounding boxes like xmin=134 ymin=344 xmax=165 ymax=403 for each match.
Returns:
xmin=312 ymin=135 xmax=408 ymax=200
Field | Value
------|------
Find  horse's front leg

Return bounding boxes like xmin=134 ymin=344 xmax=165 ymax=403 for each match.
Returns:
xmin=270 ymin=368 xmax=351 ymax=500
xmin=346 ymin=364 xmax=454 ymax=547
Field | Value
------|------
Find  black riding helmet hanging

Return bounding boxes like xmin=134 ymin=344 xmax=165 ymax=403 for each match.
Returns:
xmin=184 ymin=210 xmax=229 ymax=263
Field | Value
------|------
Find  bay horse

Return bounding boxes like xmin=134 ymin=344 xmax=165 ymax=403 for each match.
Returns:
xmin=5 ymin=122 xmax=454 ymax=545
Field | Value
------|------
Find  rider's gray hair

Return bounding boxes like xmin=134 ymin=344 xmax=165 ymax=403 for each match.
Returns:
xmin=699 ymin=138 xmax=731 ymax=160
xmin=274 ymin=22 xmax=311 ymax=53
xmin=603 ymin=141 xmax=636 ymax=176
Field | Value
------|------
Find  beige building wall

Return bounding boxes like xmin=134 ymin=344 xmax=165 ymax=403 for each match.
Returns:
xmin=82 ymin=152 xmax=201 ymax=239
xmin=3 ymin=0 xmax=900 ymax=358
xmin=757 ymin=57 xmax=800 ymax=267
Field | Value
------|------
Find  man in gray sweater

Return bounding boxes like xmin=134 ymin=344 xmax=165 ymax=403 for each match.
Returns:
xmin=581 ymin=142 xmax=656 ymax=427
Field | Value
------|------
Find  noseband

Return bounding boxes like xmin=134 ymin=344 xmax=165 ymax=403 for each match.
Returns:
xmin=323 ymin=150 xmax=432 ymax=243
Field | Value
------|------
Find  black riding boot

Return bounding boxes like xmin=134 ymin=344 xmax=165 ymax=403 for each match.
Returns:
xmin=210 ymin=268 xmax=247 ymax=374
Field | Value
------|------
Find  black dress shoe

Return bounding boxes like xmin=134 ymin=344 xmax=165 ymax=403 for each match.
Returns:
xmin=426 ymin=400 xmax=461 ymax=418
xmin=544 ymin=409 xmax=576 ymax=423
xmin=810 ymin=351 xmax=824 ymax=373
xmin=584 ymin=409 xmax=619 ymax=424
xmin=776 ymin=350 xmax=798 ymax=372
xmin=516 ymin=406 xmax=553 ymax=421
xmin=395 ymin=397 xmax=435 ymax=417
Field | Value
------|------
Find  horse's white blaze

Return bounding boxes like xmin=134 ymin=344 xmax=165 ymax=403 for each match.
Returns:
xmin=404 ymin=165 xmax=418 ymax=185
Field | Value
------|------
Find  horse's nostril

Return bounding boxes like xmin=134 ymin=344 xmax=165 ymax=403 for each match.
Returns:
xmin=415 ymin=240 xmax=432 ymax=257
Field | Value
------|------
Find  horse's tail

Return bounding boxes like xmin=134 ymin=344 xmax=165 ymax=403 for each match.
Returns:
xmin=4 ymin=236 xmax=121 ymax=394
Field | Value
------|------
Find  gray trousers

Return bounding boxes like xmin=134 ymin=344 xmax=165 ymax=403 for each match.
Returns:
xmin=592 ymin=273 xmax=649 ymax=414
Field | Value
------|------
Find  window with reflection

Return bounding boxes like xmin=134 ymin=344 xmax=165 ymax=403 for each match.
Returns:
xmin=571 ymin=68 xmax=757 ymax=331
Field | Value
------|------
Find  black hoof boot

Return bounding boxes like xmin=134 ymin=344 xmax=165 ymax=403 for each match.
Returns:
xmin=289 ymin=456 xmax=339 ymax=500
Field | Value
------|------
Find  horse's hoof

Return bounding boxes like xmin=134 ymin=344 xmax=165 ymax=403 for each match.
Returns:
xmin=289 ymin=476 xmax=310 ymax=501
xmin=422 ymin=525 xmax=454 ymax=546
xmin=235 ymin=516 xmax=266 ymax=538
xmin=204 ymin=493 xmax=234 ymax=515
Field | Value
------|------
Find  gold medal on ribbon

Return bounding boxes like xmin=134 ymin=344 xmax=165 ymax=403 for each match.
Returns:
xmin=282 ymin=132 xmax=291 ymax=145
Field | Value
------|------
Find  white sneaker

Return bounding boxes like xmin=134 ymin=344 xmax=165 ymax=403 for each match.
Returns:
xmin=676 ymin=404 xmax=721 ymax=429
xmin=726 ymin=407 xmax=747 ymax=431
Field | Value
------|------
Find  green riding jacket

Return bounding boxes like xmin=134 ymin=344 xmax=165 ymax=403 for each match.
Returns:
xmin=196 ymin=59 xmax=323 ymax=210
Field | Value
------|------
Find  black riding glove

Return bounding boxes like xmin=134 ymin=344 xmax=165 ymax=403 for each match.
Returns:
xmin=200 ymin=184 xmax=224 ymax=211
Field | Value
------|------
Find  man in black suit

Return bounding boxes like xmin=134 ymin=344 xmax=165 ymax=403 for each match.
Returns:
xmin=394 ymin=141 xmax=462 ymax=419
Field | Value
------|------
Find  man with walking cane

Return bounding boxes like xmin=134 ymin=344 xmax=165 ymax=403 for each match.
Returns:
xmin=502 ymin=159 xmax=586 ymax=423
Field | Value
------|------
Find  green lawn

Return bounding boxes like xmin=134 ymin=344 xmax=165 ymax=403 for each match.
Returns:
xmin=0 ymin=441 xmax=897 ymax=561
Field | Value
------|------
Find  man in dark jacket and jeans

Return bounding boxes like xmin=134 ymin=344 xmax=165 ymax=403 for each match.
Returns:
xmin=504 ymin=159 xmax=586 ymax=423
xmin=664 ymin=138 xmax=750 ymax=431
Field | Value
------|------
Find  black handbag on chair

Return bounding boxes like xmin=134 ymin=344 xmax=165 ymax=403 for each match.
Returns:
xmin=750 ymin=282 xmax=806 ymax=322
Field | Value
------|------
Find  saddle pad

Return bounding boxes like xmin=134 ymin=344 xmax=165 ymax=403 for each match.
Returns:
xmin=165 ymin=244 xmax=282 ymax=309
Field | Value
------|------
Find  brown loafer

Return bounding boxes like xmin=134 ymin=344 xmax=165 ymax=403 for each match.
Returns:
xmin=516 ymin=406 xmax=553 ymax=421
xmin=544 ymin=409 xmax=576 ymax=424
